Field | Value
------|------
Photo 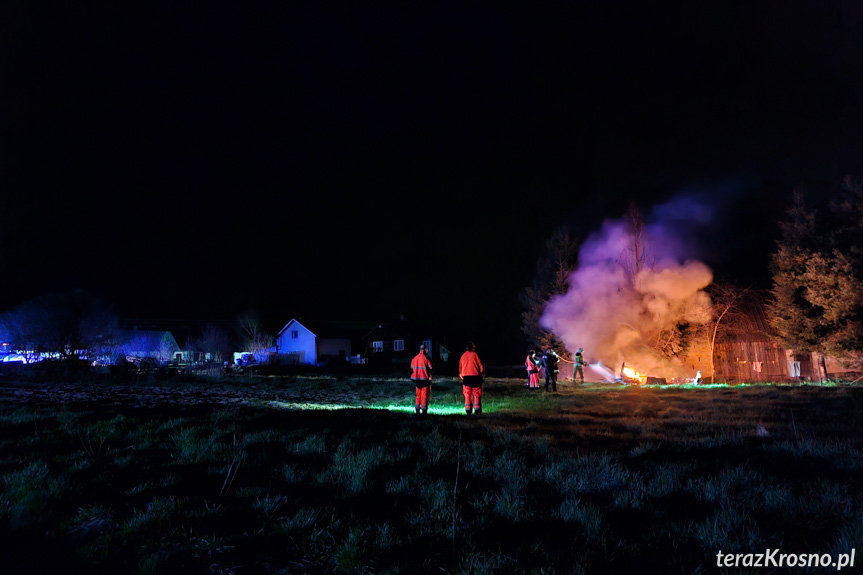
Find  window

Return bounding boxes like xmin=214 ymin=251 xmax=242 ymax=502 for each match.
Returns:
xmin=291 ymin=330 xmax=298 ymax=339
xmin=394 ymin=339 xmax=404 ymax=351
xmin=372 ymin=341 xmax=383 ymax=352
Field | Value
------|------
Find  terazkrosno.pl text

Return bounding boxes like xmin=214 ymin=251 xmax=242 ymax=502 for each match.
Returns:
xmin=716 ymin=549 xmax=856 ymax=570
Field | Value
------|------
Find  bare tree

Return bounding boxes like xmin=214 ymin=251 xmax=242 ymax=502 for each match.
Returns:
xmin=619 ymin=204 xmax=695 ymax=361
xmin=188 ymin=324 xmax=234 ymax=372
xmin=704 ymin=282 xmax=750 ymax=380
xmin=236 ymin=310 xmax=273 ymax=364
xmin=618 ymin=203 xmax=655 ymax=291
xmin=0 ymin=290 xmax=120 ymax=366
xmin=202 ymin=324 xmax=233 ymax=364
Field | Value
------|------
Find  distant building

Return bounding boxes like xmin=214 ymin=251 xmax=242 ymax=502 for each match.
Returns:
xmin=360 ymin=320 xmax=451 ymax=366
xmin=275 ymin=319 xmax=372 ymax=366
xmin=694 ymin=291 xmax=859 ymax=383
xmin=709 ymin=295 xmax=786 ymax=384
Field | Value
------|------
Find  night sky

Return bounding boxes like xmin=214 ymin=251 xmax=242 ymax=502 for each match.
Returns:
xmin=3 ymin=2 xmax=863 ymax=363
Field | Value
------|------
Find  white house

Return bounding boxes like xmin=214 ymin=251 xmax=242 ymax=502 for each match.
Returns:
xmin=275 ymin=319 xmax=358 ymax=366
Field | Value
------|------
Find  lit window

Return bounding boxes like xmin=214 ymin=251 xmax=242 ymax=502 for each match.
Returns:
xmin=394 ymin=340 xmax=404 ymax=351
xmin=291 ymin=330 xmax=298 ymax=339
xmin=372 ymin=341 xmax=383 ymax=352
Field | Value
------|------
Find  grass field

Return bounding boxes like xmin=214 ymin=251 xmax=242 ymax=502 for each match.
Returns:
xmin=1 ymin=375 xmax=861 ymax=574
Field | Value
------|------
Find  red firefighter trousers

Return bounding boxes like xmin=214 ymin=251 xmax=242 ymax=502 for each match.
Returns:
xmin=414 ymin=384 xmax=430 ymax=411
xmin=462 ymin=376 xmax=483 ymax=413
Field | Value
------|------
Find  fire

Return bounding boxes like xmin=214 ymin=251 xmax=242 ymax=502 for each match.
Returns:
xmin=621 ymin=365 xmax=647 ymax=384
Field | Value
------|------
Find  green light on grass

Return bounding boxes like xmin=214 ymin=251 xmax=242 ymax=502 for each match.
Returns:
xmin=638 ymin=381 xmax=842 ymax=389
xmin=267 ymin=401 xmax=475 ymax=416
xmin=640 ymin=383 xmax=734 ymax=389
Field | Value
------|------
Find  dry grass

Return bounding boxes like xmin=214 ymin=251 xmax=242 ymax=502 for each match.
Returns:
xmin=0 ymin=376 xmax=861 ymax=574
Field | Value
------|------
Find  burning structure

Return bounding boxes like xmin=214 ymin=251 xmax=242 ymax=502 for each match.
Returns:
xmin=619 ymin=363 xmax=647 ymax=384
xmin=540 ymin=193 xmax=859 ymax=385
xmin=541 ymin=196 xmax=716 ymax=383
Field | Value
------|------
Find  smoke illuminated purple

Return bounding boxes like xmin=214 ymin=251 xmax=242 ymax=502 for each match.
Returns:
xmin=541 ymin=194 xmax=716 ymax=378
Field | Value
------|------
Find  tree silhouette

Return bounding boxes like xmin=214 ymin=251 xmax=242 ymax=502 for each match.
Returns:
xmin=618 ymin=203 xmax=655 ymax=291
xmin=0 ymin=290 xmax=120 ymax=365
xmin=235 ymin=310 xmax=274 ymax=364
xmin=768 ymin=184 xmax=863 ymax=367
xmin=520 ymin=227 xmax=580 ymax=357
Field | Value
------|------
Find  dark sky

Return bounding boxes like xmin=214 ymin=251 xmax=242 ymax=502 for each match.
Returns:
xmin=3 ymin=2 xmax=863 ymax=363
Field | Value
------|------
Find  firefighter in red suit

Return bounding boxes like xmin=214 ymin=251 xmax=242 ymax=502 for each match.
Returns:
xmin=458 ymin=341 xmax=484 ymax=416
xmin=525 ymin=349 xmax=540 ymax=389
xmin=410 ymin=344 xmax=434 ymax=414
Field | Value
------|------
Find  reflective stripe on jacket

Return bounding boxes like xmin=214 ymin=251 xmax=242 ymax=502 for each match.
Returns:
xmin=410 ymin=352 xmax=433 ymax=381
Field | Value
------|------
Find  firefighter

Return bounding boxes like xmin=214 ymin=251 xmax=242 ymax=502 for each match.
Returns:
xmin=573 ymin=348 xmax=585 ymax=383
xmin=542 ymin=347 xmax=559 ymax=392
xmin=410 ymin=343 xmax=434 ymax=414
xmin=525 ymin=349 xmax=540 ymax=389
xmin=458 ymin=341 xmax=484 ymax=415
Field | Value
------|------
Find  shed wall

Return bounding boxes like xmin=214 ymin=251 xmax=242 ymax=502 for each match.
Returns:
xmin=714 ymin=341 xmax=786 ymax=383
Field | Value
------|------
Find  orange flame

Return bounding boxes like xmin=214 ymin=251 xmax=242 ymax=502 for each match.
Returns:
xmin=621 ymin=366 xmax=647 ymax=383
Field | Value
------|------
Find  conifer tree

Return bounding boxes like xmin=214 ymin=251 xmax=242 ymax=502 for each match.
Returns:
xmin=768 ymin=184 xmax=863 ymax=367
xmin=519 ymin=227 xmax=579 ymax=356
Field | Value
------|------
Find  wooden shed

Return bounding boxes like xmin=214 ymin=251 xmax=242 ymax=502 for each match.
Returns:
xmin=712 ymin=292 xmax=788 ymax=383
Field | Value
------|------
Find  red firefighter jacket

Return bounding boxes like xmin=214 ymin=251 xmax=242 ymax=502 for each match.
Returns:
xmin=410 ymin=352 xmax=433 ymax=381
xmin=459 ymin=350 xmax=484 ymax=378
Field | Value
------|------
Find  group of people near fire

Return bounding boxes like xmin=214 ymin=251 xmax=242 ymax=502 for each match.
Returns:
xmin=408 ymin=341 xmax=586 ymax=415
xmin=524 ymin=346 xmax=585 ymax=391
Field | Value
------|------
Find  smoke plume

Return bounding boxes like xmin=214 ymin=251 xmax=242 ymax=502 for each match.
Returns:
xmin=540 ymin=194 xmax=716 ymax=378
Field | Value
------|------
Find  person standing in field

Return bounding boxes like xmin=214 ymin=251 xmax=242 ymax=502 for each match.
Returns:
xmin=573 ymin=347 xmax=585 ymax=383
xmin=410 ymin=343 xmax=434 ymax=414
xmin=459 ymin=341 xmax=484 ymax=416
xmin=525 ymin=349 xmax=540 ymax=389
xmin=542 ymin=347 xmax=559 ymax=392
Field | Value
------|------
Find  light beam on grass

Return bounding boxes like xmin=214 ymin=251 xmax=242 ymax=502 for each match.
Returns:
xmin=266 ymin=401 xmax=472 ymax=415
xmin=640 ymin=383 xmax=733 ymax=389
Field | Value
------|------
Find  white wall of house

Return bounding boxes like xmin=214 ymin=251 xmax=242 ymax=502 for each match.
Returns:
xmin=276 ymin=320 xmax=317 ymax=365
